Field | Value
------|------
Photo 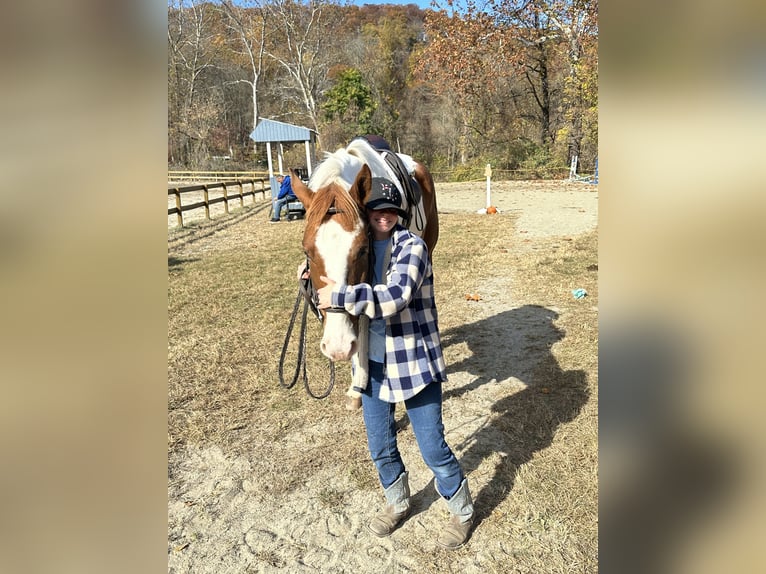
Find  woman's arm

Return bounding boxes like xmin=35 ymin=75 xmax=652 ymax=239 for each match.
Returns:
xmin=317 ymin=237 xmax=429 ymax=319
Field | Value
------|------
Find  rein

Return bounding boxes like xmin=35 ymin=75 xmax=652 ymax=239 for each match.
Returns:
xmin=278 ymin=257 xmax=336 ymax=399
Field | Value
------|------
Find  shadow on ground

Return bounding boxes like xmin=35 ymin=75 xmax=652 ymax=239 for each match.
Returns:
xmin=408 ymin=305 xmax=590 ymax=526
xmin=168 ymin=202 xmax=270 ymax=251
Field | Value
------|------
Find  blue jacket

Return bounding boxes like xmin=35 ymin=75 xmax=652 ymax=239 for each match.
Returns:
xmin=277 ymin=175 xmax=294 ymax=200
xmin=330 ymin=226 xmax=446 ymax=402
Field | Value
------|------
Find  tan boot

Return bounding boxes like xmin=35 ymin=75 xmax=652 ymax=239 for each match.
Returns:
xmin=437 ymin=478 xmax=474 ymax=549
xmin=437 ymin=514 xmax=474 ymax=549
xmin=367 ymin=472 xmax=411 ymax=537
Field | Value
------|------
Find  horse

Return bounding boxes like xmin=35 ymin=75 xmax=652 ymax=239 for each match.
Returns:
xmin=289 ymin=136 xmax=439 ymax=408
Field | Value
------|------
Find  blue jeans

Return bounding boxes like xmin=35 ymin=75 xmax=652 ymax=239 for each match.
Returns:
xmin=272 ymin=195 xmax=296 ymax=220
xmin=362 ymin=361 xmax=464 ymax=498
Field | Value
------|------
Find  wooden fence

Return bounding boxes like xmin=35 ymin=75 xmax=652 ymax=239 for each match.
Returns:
xmin=168 ymin=170 xmax=271 ymax=184
xmin=170 ymin=166 xmax=583 ymax=185
xmin=429 ymin=167 xmax=574 ymax=182
xmin=168 ymin=178 xmax=269 ymax=228
xmin=167 ymin=166 xmax=594 ymax=228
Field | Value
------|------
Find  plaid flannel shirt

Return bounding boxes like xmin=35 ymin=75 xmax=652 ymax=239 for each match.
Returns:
xmin=331 ymin=226 xmax=447 ymax=402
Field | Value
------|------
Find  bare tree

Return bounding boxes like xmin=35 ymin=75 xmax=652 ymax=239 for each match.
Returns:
xmin=168 ymin=0 xmax=220 ymax=165
xmin=264 ymin=0 xmax=343 ymax=147
xmin=218 ymin=0 xmax=268 ymax=154
xmin=490 ymin=0 xmax=598 ymax=162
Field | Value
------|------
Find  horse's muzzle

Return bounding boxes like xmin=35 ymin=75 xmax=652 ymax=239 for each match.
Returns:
xmin=320 ymin=313 xmax=358 ymax=361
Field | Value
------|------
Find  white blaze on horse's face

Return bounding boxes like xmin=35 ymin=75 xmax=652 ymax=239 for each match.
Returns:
xmin=316 ymin=218 xmax=365 ymax=361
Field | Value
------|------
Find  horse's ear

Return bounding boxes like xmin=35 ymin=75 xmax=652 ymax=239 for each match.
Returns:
xmin=289 ymin=169 xmax=313 ymax=209
xmin=350 ymin=164 xmax=372 ymax=209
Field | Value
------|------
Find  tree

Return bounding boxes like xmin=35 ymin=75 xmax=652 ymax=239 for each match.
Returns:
xmin=321 ymin=67 xmax=376 ymax=145
xmin=218 ymin=0 xmax=269 ymax=155
xmin=168 ymin=0 xmax=223 ymax=166
xmin=417 ymin=3 xmax=505 ymax=164
xmin=264 ymin=0 xmax=345 ymax=148
xmin=166 ymin=1 xmax=597 ymax=173
xmin=358 ymin=13 xmax=420 ymax=145
xmin=416 ymin=0 xmax=597 ymax=168
xmin=489 ymin=0 xmax=598 ymax=164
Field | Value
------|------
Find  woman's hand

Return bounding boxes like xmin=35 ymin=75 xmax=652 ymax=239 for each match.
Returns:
xmin=316 ymin=275 xmax=336 ymax=309
xmin=296 ymin=261 xmax=309 ymax=281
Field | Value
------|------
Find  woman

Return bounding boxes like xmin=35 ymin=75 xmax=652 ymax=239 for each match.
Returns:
xmin=316 ymin=177 xmax=474 ymax=549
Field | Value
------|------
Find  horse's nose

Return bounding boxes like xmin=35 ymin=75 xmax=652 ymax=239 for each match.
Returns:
xmin=320 ymin=313 xmax=358 ymax=361
xmin=320 ymin=337 xmax=357 ymax=362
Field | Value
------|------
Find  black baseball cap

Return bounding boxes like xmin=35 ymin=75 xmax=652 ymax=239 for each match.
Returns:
xmin=366 ymin=177 xmax=406 ymax=217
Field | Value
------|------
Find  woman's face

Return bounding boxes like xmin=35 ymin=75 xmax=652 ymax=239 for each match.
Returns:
xmin=367 ymin=207 xmax=399 ymax=238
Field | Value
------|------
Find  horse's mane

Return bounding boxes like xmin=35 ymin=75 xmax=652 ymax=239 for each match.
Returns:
xmin=309 ymin=140 xmax=396 ymax=191
xmin=346 ymin=139 xmax=404 ymax=180
xmin=308 ymin=148 xmax=363 ymax=192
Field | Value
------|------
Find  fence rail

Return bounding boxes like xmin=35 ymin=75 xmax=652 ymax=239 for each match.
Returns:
xmin=169 ymin=166 xmax=590 ymax=185
xmin=429 ymin=167 xmax=577 ymax=182
xmin=168 ymin=178 xmax=269 ymax=228
xmin=168 ymin=170 xmax=271 ymax=184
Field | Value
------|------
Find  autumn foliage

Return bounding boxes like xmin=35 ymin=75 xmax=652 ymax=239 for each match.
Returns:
xmin=168 ymin=0 xmax=597 ymax=176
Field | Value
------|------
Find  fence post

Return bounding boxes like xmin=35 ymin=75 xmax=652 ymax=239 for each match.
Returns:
xmin=174 ymin=188 xmax=183 ymax=228
xmin=569 ymin=155 xmax=579 ymax=180
xmin=222 ymin=183 xmax=229 ymax=215
xmin=484 ymin=163 xmax=492 ymax=208
xmin=238 ymin=181 xmax=244 ymax=208
xmin=203 ymin=185 xmax=210 ymax=221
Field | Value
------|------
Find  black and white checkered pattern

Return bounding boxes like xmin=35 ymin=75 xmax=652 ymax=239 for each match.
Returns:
xmin=331 ymin=226 xmax=445 ymax=402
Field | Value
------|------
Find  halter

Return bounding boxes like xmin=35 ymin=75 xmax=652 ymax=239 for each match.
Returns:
xmin=299 ymin=256 xmax=347 ymax=319
xmin=279 ymin=255 xmax=338 ymax=400
xmin=300 ymin=203 xmax=353 ymax=316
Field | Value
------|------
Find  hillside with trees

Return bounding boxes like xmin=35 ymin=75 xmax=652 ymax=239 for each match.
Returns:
xmin=168 ymin=0 xmax=597 ymax=179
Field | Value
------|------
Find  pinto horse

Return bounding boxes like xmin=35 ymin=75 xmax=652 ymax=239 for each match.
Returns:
xmin=289 ymin=137 xmax=439 ymax=408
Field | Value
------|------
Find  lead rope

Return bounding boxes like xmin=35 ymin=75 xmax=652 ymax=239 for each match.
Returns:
xmin=278 ymin=285 xmax=335 ymax=399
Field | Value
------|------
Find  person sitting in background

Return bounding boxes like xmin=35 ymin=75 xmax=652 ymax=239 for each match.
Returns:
xmin=270 ymin=174 xmax=295 ymax=223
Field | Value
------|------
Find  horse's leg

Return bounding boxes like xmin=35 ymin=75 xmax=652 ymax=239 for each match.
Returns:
xmin=347 ymin=315 xmax=369 ymax=410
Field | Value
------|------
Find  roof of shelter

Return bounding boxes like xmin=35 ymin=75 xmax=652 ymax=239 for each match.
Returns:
xmin=249 ymin=118 xmax=315 ymax=143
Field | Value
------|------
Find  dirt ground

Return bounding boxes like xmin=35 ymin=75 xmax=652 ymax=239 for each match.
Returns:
xmin=433 ymin=179 xmax=597 ymax=237
xmin=168 ymin=179 xmax=598 ymax=573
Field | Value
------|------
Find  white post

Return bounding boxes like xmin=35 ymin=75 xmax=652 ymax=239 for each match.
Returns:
xmin=266 ymin=142 xmax=275 ymax=212
xmin=266 ymin=142 xmax=274 ymax=177
xmin=484 ymin=163 xmax=492 ymax=208
xmin=277 ymin=143 xmax=284 ymax=175
xmin=569 ymin=154 xmax=578 ymax=180
xmin=304 ymin=141 xmax=312 ymax=177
